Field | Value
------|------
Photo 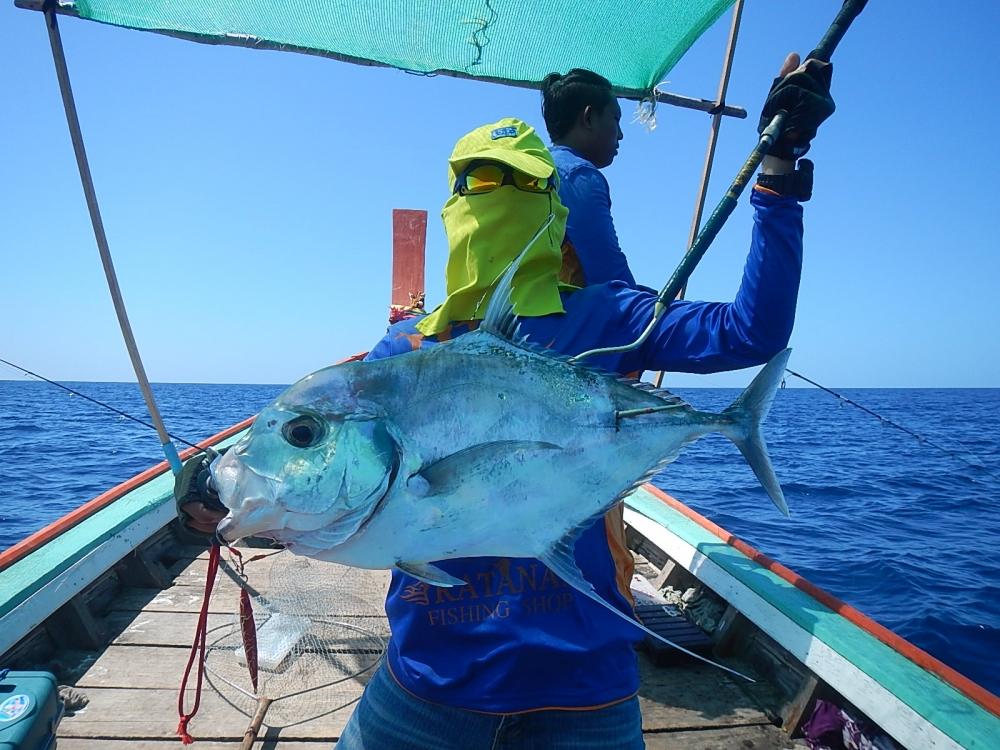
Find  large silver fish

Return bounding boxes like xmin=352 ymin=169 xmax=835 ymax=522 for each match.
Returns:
xmin=212 ymin=263 xmax=790 ymax=680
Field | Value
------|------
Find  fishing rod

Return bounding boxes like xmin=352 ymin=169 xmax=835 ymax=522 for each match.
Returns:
xmin=570 ymin=0 xmax=868 ymax=364
xmin=0 ymin=355 xmax=214 ymax=456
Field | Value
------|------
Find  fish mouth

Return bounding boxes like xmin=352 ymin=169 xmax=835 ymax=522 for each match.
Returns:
xmin=210 ymin=433 xmax=401 ymax=549
xmin=211 ymin=450 xmax=284 ymax=543
xmin=216 ymin=497 xmax=287 ymax=543
xmin=216 ymin=517 xmax=244 ymax=544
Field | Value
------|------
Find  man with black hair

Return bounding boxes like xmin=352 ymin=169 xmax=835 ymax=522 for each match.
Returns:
xmin=541 ymin=55 xmax=823 ymax=290
xmin=541 ymin=68 xmax=631 ymax=287
xmin=331 ymin=52 xmax=833 ymax=749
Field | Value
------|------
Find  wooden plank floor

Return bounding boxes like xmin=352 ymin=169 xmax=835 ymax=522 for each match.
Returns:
xmin=55 ymin=549 xmax=797 ymax=748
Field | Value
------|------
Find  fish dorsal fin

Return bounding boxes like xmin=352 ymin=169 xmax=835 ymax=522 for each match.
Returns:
xmin=478 ymin=212 xmax=555 ymax=341
xmin=414 ymin=440 xmax=561 ymax=497
xmin=618 ymin=376 xmax=688 ymax=405
xmin=616 ymin=374 xmax=691 ymax=412
xmin=537 ymin=527 xmax=754 ymax=682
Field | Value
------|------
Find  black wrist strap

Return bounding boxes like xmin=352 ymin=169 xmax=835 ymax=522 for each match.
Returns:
xmin=756 ymin=159 xmax=814 ymax=201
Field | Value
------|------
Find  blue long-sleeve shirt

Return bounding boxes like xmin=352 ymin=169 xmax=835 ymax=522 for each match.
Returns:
xmin=371 ymin=189 xmax=801 ymax=373
xmin=551 ymin=144 xmax=637 ymax=286
xmin=365 ymin=188 xmax=803 ymax=712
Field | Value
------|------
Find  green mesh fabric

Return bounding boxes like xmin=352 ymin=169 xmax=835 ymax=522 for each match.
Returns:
xmin=72 ymin=0 xmax=734 ymax=95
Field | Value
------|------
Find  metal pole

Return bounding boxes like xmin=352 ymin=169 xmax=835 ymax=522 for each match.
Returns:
xmin=681 ymin=0 xmax=744 ymax=299
xmin=654 ymin=0 xmax=744 ymax=388
xmin=43 ymin=7 xmax=182 ymax=474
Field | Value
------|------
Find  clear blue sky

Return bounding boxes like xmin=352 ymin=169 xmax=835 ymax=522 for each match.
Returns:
xmin=1 ymin=2 xmax=998 ymax=387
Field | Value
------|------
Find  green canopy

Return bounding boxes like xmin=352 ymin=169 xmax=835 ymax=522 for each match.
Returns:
xmin=56 ymin=0 xmax=735 ymax=98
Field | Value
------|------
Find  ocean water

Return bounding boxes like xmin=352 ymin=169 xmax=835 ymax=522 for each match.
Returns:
xmin=1 ymin=380 xmax=998 ymax=697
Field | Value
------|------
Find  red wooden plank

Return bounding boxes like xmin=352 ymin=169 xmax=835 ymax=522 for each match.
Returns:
xmin=391 ymin=209 xmax=427 ymax=308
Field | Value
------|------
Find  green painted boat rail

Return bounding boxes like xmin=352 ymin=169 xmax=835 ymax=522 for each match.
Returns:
xmin=625 ymin=485 xmax=1000 ymax=750
xmin=0 ymin=430 xmax=247 ymax=626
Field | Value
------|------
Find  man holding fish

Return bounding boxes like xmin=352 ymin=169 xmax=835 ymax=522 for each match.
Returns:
xmin=179 ymin=52 xmax=835 ymax=749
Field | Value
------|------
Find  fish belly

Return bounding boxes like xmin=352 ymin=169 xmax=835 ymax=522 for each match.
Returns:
xmin=316 ymin=423 xmax=690 ymax=568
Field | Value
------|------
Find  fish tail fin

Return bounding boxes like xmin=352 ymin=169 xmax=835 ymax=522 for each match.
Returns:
xmin=538 ymin=545 xmax=755 ymax=683
xmin=718 ymin=349 xmax=791 ymax=517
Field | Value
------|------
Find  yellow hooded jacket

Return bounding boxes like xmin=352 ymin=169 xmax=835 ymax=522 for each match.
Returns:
xmin=416 ymin=119 xmax=575 ymax=336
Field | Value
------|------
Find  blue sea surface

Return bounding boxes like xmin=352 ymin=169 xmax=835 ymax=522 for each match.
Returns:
xmin=1 ymin=380 xmax=998 ymax=697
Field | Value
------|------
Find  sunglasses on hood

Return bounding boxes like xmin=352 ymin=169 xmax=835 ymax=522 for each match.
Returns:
xmin=453 ymin=160 xmax=557 ymax=196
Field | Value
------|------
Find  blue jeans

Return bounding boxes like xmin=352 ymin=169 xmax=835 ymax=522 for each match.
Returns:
xmin=335 ymin=663 xmax=645 ymax=750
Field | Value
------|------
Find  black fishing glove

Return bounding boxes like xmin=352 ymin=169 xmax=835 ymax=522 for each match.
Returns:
xmin=174 ymin=450 xmax=227 ymax=545
xmin=758 ymin=58 xmax=835 ymax=160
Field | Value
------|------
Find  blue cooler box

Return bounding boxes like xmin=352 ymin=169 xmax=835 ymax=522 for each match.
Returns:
xmin=0 ymin=671 xmax=62 ymax=750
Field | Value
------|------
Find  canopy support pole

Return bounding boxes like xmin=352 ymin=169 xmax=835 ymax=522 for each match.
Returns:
xmin=43 ymin=6 xmax=182 ymax=474
xmin=681 ymin=0 xmax=745 ymax=298
xmin=654 ymin=0 xmax=744 ymax=388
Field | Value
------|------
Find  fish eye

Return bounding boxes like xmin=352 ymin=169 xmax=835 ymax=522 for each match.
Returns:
xmin=281 ymin=414 xmax=325 ymax=449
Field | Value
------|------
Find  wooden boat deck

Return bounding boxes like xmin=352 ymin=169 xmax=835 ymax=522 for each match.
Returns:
xmin=50 ymin=547 xmax=796 ymax=750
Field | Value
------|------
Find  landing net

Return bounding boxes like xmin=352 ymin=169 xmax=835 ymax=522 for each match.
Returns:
xmin=203 ymin=550 xmax=390 ymax=728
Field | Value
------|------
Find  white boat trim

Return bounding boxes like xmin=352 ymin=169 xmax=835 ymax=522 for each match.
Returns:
xmin=0 ymin=500 xmax=174 ymax=656
xmin=624 ymin=506 xmax=964 ymax=750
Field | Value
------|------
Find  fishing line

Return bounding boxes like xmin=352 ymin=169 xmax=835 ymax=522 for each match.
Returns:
xmin=0 ymin=355 xmax=212 ymax=455
xmin=785 ymin=368 xmax=998 ymax=480
xmin=5 ymin=355 xmax=281 ymax=590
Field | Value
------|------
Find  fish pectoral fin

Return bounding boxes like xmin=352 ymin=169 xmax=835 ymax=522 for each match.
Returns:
xmin=396 ymin=561 xmax=467 ymax=588
xmin=415 ymin=440 xmax=561 ymax=496
xmin=538 ymin=541 xmax=756 ymax=683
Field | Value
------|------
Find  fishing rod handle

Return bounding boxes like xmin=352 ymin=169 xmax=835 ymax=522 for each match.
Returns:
xmin=654 ymin=110 xmax=787 ymax=307
xmin=653 ymin=0 xmax=867 ymax=306
xmin=636 ymin=0 xmax=868 ymax=353
xmin=808 ymin=0 xmax=868 ymax=62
